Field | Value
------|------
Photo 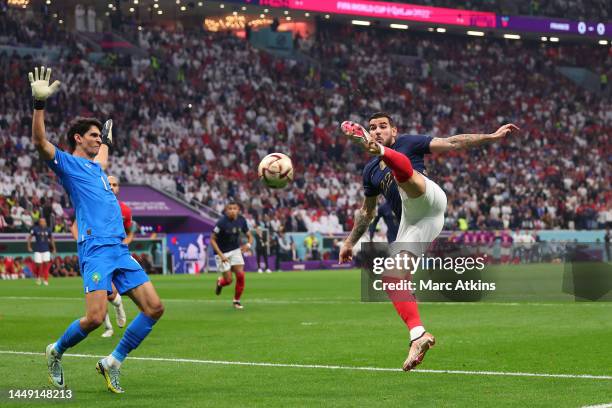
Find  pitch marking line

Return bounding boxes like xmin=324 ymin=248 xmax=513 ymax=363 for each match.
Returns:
xmin=1 ymin=296 xmax=611 ymax=307
xmin=582 ymin=404 xmax=612 ymax=408
xmin=1 ymin=350 xmax=611 ymax=380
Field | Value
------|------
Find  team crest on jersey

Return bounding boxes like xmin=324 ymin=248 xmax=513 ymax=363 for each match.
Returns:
xmin=92 ymin=272 xmax=101 ymax=284
xmin=233 ymin=228 xmax=238 ymax=234
xmin=379 ymin=161 xmax=387 ymax=171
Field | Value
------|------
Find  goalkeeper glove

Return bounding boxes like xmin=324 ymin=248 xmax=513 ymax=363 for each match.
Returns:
xmin=28 ymin=66 xmax=61 ymax=109
xmin=101 ymin=119 xmax=113 ymax=148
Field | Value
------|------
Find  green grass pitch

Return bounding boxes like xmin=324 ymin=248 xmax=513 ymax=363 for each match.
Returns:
xmin=0 ymin=269 xmax=611 ymax=407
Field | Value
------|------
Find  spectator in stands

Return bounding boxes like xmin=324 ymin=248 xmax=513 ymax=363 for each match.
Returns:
xmin=0 ymin=10 xmax=609 ymax=236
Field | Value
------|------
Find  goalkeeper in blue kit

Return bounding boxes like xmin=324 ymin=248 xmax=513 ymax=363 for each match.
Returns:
xmin=29 ymin=66 xmax=164 ymax=394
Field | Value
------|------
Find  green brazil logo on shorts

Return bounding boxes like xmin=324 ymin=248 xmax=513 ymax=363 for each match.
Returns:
xmin=92 ymin=273 xmax=101 ymax=284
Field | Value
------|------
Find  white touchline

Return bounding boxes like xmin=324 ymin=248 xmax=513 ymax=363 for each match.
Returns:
xmin=1 ymin=350 xmax=611 ymax=380
xmin=582 ymin=404 xmax=612 ymax=408
xmin=1 ymin=296 xmax=611 ymax=307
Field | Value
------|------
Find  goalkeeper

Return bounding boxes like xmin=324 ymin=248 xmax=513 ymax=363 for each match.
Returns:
xmin=29 ymin=66 xmax=164 ymax=394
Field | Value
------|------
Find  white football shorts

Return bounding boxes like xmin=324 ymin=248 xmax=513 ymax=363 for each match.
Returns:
xmin=34 ymin=251 xmax=51 ymax=264
xmin=215 ymin=248 xmax=245 ymax=273
xmin=391 ymin=175 xmax=447 ymax=257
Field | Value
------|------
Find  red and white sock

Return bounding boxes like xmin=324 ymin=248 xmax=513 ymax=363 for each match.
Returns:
xmin=379 ymin=146 xmax=414 ymax=182
xmin=234 ymin=271 xmax=245 ymax=301
xmin=218 ymin=276 xmax=232 ymax=287
xmin=43 ymin=262 xmax=51 ymax=282
xmin=382 ymin=276 xmax=425 ymax=340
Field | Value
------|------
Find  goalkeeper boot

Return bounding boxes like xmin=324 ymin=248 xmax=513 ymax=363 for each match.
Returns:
xmin=46 ymin=343 xmax=66 ymax=389
xmin=96 ymin=359 xmax=124 ymax=394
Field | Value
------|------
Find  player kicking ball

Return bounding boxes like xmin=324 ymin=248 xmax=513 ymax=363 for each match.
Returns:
xmin=211 ymin=202 xmax=254 ymax=309
xmin=339 ymin=112 xmax=518 ymax=371
xmin=29 ymin=66 xmax=164 ymax=393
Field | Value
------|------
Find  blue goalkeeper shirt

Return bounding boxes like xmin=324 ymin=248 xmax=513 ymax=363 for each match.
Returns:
xmin=47 ymin=148 xmax=125 ymax=243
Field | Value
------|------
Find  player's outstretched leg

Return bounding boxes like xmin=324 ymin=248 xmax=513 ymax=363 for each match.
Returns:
xmin=98 ymin=282 xmax=164 ymax=394
xmin=384 ymin=272 xmax=436 ymax=372
xmin=47 ymin=291 xmax=107 ymax=388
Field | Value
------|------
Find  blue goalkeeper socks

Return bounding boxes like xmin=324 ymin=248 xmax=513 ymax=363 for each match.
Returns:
xmin=111 ymin=313 xmax=158 ymax=363
xmin=54 ymin=319 xmax=88 ymax=355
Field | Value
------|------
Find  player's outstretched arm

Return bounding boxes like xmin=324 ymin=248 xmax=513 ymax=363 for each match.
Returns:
xmin=430 ymin=123 xmax=520 ymax=153
xmin=94 ymin=120 xmax=113 ymax=170
xmin=339 ymin=195 xmax=377 ymax=263
xmin=29 ymin=67 xmax=61 ymax=161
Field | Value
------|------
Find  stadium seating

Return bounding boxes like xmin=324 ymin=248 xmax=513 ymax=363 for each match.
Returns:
xmin=0 ymin=9 xmax=610 ymax=235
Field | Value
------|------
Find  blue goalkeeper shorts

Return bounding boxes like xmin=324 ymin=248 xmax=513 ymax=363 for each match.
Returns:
xmin=78 ymin=239 xmax=150 ymax=295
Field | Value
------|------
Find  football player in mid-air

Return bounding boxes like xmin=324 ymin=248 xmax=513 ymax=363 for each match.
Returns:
xmin=339 ymin=112 xmax=518 ymax=371
xmin=211 ymin=202 xmax=254 ymax=309
xmin=29 ymin=66 xmax=164 ymax=393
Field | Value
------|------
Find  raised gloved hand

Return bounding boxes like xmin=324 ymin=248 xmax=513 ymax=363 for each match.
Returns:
xmin=28 ymin=66 xmax=61 ymax=102
xmin=101 ymin=119 xmax=113 ymax=147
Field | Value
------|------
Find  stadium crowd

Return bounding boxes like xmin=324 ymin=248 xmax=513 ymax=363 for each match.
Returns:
xmin=0 ymin=8 xmax=610 ymax=238
xmin=382 ymin=0 xmax=609 ymax=21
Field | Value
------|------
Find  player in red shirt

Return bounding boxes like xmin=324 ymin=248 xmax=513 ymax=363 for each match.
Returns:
xmin=71 ymin=176 xmax=131 ymax=337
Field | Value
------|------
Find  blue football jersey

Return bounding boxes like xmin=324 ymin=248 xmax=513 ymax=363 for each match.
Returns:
xmin=47 ymin=148 xmax=125 ymax=242
xmin=362 ymin=134 xmax=433 ymax=219
xmin=213 ymin=215 xmax=249 ymax=253
xmin=30 ymin=225 xmax=52 ymax=252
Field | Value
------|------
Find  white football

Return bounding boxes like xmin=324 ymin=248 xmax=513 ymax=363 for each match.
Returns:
xmin=258 ymin=153 xmax=294 ymax=189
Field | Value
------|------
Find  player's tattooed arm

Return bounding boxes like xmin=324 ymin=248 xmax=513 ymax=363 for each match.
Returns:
xmin=430 ymin=124 xmax=519 ymax=153
xmin=340 ymin=196 xmax=377 ymax=263
xmin=346 ymin=196 xmax=377 ymax=246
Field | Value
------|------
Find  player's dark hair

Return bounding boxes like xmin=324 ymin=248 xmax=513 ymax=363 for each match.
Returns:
xmin=369 ymin=112 xmax=396 ymax=128
xmin=66 ymin=117 xmax=102 ymax=152
xmin=226 ymin=200 xmax=241 ymax=209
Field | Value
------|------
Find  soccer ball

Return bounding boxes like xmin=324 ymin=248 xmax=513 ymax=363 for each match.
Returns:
xmin=258 ymin=153 xmax=294 ymax=189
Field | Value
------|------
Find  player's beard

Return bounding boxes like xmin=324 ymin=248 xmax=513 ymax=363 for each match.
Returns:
xmin=87 ymin=144 xmax=101 ymax=159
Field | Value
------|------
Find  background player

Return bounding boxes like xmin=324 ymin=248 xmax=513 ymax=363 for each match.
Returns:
xmin=29 ymin=66 xmax=164 ymax=393
xmin=27 ymin=217 xmax=56 ymax=286
xmin=211 ymin=202 xmax=254 ymax=309
xmin=70 ymin=175 xmax=130 ymax=338
xmin=339 ymin=112 xmax=518 ymax=371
